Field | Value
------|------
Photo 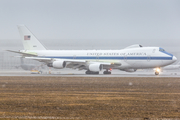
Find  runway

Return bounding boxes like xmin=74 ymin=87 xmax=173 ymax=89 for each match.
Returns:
xmin=0 ymin=69 xmax=180 ymax=77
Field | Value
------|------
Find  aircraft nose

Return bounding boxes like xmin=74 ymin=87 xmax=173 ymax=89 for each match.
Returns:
xmin=172 ymin=56 xmax=177 ymax=62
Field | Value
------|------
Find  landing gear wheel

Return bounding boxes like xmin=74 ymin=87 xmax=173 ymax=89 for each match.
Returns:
xmin=155 ymin=71 xmax=159 ymax=75
xmin=85 ymin=71 xmax=99 ymax=75
xmin=103 ymin=71 xmax=111 ymax=74
xmin=85 ymin=71 xmax=90 ymax=74
xmin=94 ymin=72 xmax=99 ymax=75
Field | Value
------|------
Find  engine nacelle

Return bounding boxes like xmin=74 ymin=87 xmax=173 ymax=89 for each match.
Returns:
xmin=47 ymin=61 xmax=66 ymax=69
xmin=123 ymin=69 xmax=137 ymax=72
xmin=89 ymin=64 xmax=103 ymax=72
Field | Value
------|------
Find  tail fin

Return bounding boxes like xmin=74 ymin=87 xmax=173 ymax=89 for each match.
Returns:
xmin=17 ymin=25 xmax=46 ymax=50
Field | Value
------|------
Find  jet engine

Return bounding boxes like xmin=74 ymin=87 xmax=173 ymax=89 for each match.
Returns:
xmin=88 ymin=64 xmax=103 ymax=72
xmin=47 ymin=61 xmax=66 ymax=69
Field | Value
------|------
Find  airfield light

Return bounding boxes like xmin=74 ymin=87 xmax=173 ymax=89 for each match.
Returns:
xmin=156 ymin=68 xmax=161 ymax=72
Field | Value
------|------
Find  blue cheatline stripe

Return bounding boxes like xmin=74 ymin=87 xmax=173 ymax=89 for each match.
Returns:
xmin=38 ymin=56 xmax=172 ymax=60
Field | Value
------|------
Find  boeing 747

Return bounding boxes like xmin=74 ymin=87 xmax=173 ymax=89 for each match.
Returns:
xmin=8 ymin=25 xmax=177 ymax=75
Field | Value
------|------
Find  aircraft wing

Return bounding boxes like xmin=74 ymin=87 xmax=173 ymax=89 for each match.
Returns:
xmin=25 ymin=57 xmax=87 ymax=63
xmin=7 ymin=50 xmax=38 ymax=57
xmin=25 ymin=57 xmax=121 ymax=70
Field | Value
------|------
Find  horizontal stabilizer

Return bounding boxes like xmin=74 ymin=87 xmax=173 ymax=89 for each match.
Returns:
xmin=7 ymin=50 xmax=38 ymax=57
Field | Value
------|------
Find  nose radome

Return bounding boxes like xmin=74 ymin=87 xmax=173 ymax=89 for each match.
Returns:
xmin=172 ymin=56 xmax=177 ymax=62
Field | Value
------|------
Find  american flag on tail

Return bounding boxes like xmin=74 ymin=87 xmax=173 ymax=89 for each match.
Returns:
xmin=24 ymin=35 xmax=31 ymax=40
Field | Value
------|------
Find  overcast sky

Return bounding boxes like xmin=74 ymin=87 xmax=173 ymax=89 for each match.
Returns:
xmin=0 ymin=0 xmax=180 ymax=50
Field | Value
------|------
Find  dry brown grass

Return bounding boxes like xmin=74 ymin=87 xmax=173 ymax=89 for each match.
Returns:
xmin=0 ymin=76 xmax=180 ymax=119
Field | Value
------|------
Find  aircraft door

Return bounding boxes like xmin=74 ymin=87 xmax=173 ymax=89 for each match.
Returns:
xmin=96 ymin=55 xmax=99 ymax=61
xmin=147 ymin=55 xmax=151 ymax=62
xmin=124 ymin=55 xmax=127 ymax=61
xmin=73 ymin=55 xmax=76 ymax=59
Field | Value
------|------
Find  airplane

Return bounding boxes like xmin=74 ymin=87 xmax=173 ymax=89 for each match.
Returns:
xmin=7 ymin=25 xmax=177 ymax=75
xmin=154 ymin=61 xmax=180 ymax=75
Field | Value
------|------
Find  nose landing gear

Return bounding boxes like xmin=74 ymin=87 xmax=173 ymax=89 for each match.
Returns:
xmin=155 ymin=71 xmax=159 ymax=75
xmin=155 ymin=68 xmax=161 ymax=75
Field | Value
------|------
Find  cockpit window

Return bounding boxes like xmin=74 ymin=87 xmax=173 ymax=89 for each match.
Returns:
xmin=159 ymin=48 xmax=165 ymax=52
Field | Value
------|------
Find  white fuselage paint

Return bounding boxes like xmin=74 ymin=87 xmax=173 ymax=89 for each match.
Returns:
xmin=21 ymin=46 xmax=176 ymax=70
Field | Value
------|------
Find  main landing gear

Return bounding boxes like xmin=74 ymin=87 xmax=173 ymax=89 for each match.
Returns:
xmin=103 ymin=69 xmax=111 ymax=74
xmin=85 ymin=70 xmax=99 ymax=75
xmin=85 ymin=69 xmax=112 ymax=75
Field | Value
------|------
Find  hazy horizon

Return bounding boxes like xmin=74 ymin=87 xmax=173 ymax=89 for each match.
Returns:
xmin=0 ymin=0 xmax=180 ymax=49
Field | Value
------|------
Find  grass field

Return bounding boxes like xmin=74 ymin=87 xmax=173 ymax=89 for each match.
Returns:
xmin=0 ymin=76 xmax=180 ymax=119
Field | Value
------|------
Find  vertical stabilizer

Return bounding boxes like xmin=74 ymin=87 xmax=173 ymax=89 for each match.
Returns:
xmin=17 ymin=25 xmax=46 ymax=50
